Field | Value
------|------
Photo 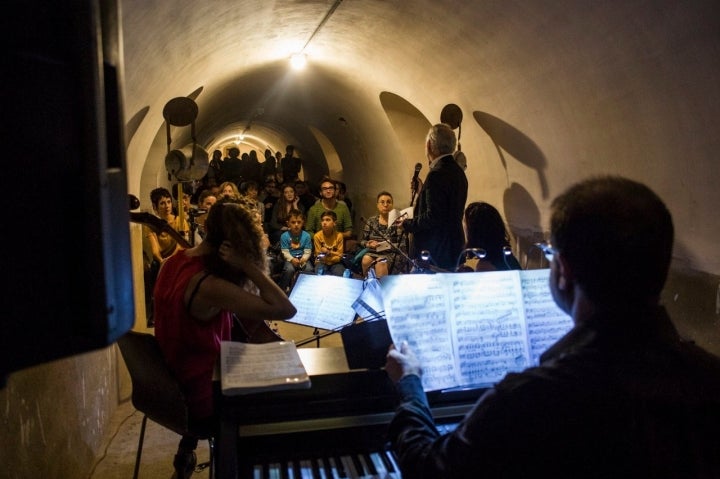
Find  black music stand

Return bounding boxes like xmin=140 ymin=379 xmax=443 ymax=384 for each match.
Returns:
xmin=340 ymin=319 xmax=393 ymax=370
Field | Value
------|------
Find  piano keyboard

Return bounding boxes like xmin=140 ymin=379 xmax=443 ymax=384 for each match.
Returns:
xmin=246 ymin=422 xmax=460 ymax=479
xmin=250 ymin=449 xmax=401 ymax=479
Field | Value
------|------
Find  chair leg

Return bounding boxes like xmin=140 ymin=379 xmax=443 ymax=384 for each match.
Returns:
xmin=208 ymin=437 xmax=215 ymax=479
xmin=133 ymin=415 xmax=148 ymax=479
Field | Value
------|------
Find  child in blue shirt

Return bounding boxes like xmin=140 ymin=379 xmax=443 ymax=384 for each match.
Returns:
xmin=279 ymin=209 xmax=313 ymax=292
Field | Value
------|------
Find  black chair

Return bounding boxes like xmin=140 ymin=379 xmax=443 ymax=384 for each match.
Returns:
xmin=117 ymin=331 xmax=214 ymax=479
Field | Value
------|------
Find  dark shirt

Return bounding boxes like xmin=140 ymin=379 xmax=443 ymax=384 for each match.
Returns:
xmin=388 ymin=306 xmax=720 ymax=478
xmin=402 ymin=155 xmax=468 ymax=270
xmin=222 ymin=156 xmax=243 ymax=184
xmin=298 ymin=192 xmax=317 ymax=212
xmin=242 ymin=159 xmax=263 ymax=186
xmin=281 ymin=155 xmax=301 ymax=182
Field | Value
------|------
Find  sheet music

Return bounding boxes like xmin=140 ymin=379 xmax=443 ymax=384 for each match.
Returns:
xmin=220 ymin=341 xmax=310 ymax=395
xmin=287 ymin=274 xmax=364 ymax=330
xmin=388 ymin=207 xmax=414 ymax=224
xmin=450 ymin=271 xmax=529 ymax=387
xmin=382 ymin=275 xmax=456 ymax=391
xmin=520 ymin=269 xmax=574 ymax=364
xmin=352 ymin=278 xmax=385 ymax=320
xmin=381 ymin=269 xmax=573 ymax=392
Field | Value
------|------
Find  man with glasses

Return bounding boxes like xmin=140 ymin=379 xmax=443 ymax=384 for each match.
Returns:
xmin=385 ymin=176 xmax=720 ymax=478
xmin=305 ymin=177 xmax=353 ymax=238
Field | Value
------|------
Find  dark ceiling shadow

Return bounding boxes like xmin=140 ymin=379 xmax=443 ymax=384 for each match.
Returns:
xmin=124 ymin=106 xmax=149 ymax=146
xmin=473 ymin=111 xmax=549 ymax=199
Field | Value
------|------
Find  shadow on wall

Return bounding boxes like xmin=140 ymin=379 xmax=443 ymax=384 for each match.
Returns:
xmin=125 ymin=106 xmax=149 ymax=147
xmin=380 ymin=91 xmax=431 ymax=169
xmin=503 ymin=182 xmax=547 ymax=269
xmin=473 ymin=111 xmax=549 ymax=200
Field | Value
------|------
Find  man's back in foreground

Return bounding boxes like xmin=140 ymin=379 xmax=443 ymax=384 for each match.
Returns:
xmin=386 ymin=176 xmax=720 ymax=479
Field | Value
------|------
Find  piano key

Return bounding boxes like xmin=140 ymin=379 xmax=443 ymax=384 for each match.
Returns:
xmin=268 ymin=462 xmax=282 ymax=479
xmin=299 ymin=459 xmax=313 ymax=479
xmin=384 ymin=451 xmax=402 ymax=479
xmin=360 ymin=453 xmax=377 ymax=476
xmin=350 ymin=453 xmax=367 ymax=476
xmin=318 ymin=457 xmax=336 ymax=479
xmin=340 ymin=455 xmax=359 ymax=477
xmin=329 ymin=456 xmax=345 ymax=478
xmin=369 ymin=452 xmax=388 ymax=476
xmin=313 ymin=457 xmax=328 ymax=479
xmin=377 ymin=450 xmax=402 ymax=478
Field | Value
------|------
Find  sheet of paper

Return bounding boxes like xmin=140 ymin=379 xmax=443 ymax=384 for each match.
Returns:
xmin=449 ymin=271 xmax=529 ymax=387
xmin=381 ymin=269 xmax=573 ymax=392
xmin=220 ymin=341 xmax=310 ymax=395
xmin=287 ymin=274 xmax=364 ymax=330
xmin=352 ymin=278 xmax=385 ymax=320
xmin=382 ymin=274 xmax=456 ymax=391
xmin=519 ymin=268 xmax=573 ymax=364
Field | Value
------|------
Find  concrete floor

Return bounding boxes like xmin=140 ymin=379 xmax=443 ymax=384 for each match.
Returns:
xmin=89 ymin=399 xmax=213 ymax=479
xmin=91 ymin=321 xmax=343 ymax=479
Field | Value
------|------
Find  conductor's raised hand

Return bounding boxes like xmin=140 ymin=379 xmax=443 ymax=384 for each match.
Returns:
xmin=385 ymin=341 xmax=422 ymax=383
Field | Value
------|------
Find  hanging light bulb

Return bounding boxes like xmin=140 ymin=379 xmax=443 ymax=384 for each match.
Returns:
xmin=290 ymin=52 xmax=307 ymax=70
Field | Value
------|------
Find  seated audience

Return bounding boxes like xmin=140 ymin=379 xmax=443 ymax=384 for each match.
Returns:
xmin=143 ymin=187 xmax=189 ymax=326
xmin=269 ymin=183 xmax=305 ymax=244
xmin=360 ymin=191 xmax=408 ymax=278
xmin=278 ymin=209 xmax=313 ymax=292
xmin=305 ymin=177 xmax=353 ymax=238
xmin=294 ymin=179 xmax=318 ymax=212
xmin=313 ymin=210 xmax=345 ymax=276
xmin=192 ymin=189 xmax=217 ymax=245
xmin=385 ymin=176 xmax=720 ymax=478
xmin=260 ymin=177 xmax=281 ymax=225
xmin=336 ymin=181 xmax=353 ymax=218
xmin=239 ymin=180 xmax=265 ymax=227
xmin=218 ymin=181 xmax=241 ymax=200
xmin=461 ymin=201 xmax=521 ymax=272
xmin=153 ymin=198 xmax=296 ymax=478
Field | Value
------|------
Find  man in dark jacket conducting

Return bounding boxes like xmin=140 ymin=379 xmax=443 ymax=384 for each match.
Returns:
xmin=401 ymin=123 xmax=468 ymax=271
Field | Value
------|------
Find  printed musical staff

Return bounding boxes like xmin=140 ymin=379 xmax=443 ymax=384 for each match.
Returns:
xmin=381 ymin=269 xmax=572 ymax=391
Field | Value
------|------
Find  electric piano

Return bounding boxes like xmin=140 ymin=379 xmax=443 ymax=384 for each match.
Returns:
xmin=216 ymin=347 xmax=486 ymax=479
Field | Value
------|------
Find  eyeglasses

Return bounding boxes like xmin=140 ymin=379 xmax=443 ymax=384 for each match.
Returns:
xmin=378 ymin=200 xmax=393 ymax=205
xmin=321 ymin=186 xmax=336 ymax=191
xmin=535 ymin=242 xmax=557 ymax=262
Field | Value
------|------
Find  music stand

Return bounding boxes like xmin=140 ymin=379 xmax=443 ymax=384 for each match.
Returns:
xmin=340 ymin=319 xmax=393 ymax=370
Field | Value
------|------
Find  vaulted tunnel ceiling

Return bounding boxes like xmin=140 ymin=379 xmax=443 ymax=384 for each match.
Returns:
xmin=121 ymin=0 xmax=720 ymax=274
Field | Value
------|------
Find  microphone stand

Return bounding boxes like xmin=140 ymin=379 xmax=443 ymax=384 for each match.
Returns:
xmin=410 ymin=186 xmax=418 ymax=207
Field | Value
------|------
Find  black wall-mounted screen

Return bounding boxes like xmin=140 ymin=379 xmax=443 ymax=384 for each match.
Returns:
xmin=1 ymin=0 xmax=134 ymax=383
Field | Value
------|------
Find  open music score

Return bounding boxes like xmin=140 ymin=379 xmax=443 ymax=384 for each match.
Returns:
xmin=220 ymin=341 xmax=310 ymax=395
xmin=381 ymin=269 xmax=573 ymax=392
xmin=287 ymin=274 xmax=365 ymax=330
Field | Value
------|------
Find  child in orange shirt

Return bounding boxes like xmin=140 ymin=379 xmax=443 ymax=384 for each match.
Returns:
xmin=312 ymin=210 xmax=345 ymax=276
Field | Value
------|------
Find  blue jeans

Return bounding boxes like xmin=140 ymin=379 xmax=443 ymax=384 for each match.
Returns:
xmin=279 ymin=260 xmax=313 ymax=290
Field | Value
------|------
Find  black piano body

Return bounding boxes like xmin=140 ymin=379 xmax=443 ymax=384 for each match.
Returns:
xmin=216 ymin=348 xmax=486 ymax=478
